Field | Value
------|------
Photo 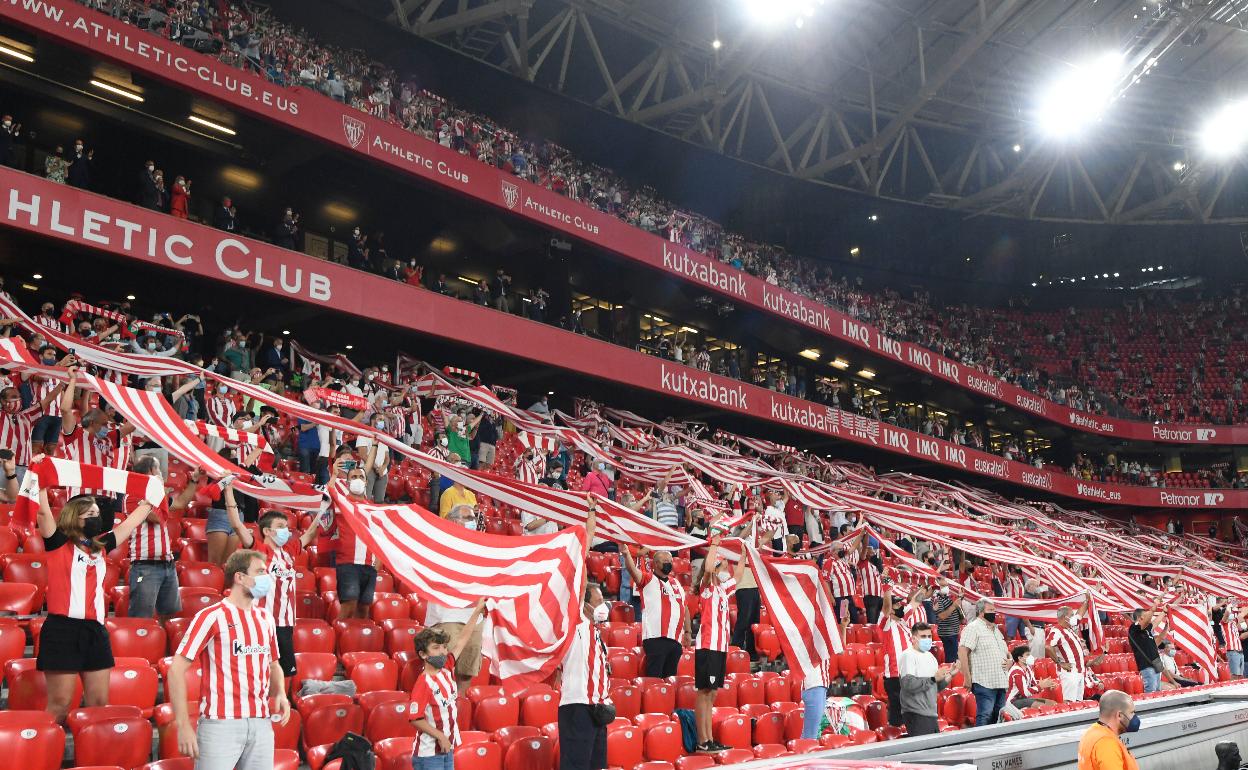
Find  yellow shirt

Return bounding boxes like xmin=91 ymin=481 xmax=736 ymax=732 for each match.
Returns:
xmin=438 ymin=485 xmax=477 ymax=518
xmin=1078 ymin=722 xmax=1138 ymax=770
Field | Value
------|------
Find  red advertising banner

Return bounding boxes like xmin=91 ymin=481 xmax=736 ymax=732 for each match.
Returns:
xmin=0 ymin=0 xmax=1239 ymax=448
xmin=0 ymin=167 xmax=1242 ymax=509
xmin=306 ymin=387 xmax=370 ymax=411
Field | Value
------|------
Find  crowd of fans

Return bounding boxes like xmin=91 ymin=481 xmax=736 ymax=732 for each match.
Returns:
xmin=2 ymin=283 xmax=1248 ymax=770
xmin=60 ymin=0 xmax=1247 ymax=432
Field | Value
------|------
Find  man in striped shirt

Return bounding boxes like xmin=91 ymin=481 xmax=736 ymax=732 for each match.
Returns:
xmin=126 ymin=456 xmax=200 ymax=619
xmin=694 ymin=537 xmax=746 ymax=753
xmin=820 ymin=544 xmax=861 ymax=624
xmin=409 ymin=601 xmax=486 ymax=770
xmin=880 ymin=587 xmax=925 ymax=727
xmin=169 ymin=548 xmax=292 ymax=770
xmin=558 ymin=504 xmax=612 ymax=770
xmin=622 ymin=546 xmax=691 ymax=678
xmin=1000 ymin=565 xmax=1027 ymax=640
xmin=59 ymin=364 xmax=135 ymax=527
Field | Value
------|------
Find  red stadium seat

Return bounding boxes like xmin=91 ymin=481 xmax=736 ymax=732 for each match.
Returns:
xmin=2 ymin=720 xmax=67 ymax=770
xmin=350 ymin=657 xmax=400 ymax=693
xmin=9 ymin=665 xmax=82 ymax=711
xmin=675 ymin=757 xmax=717 ymax=770
xmin=140 ymin=760 xmax=194 ymax=770
xmin=106 ymin=618 xmax=168 ymax=665
xmin=713 ymin=714 xmax=751 ymax=749
xmin=271 ymin=709 xmax=302 ymax=752
xmin=456 ymin=741 xmax=503 ymax=770
xmin=358 ymin=690 xmax=407 ymax=719
xmin=519 ymin=691 xmax=558 ymax=728
xmin=74 ymin=717 xmax=154 ymax=769
xmin=503 ymin=736 xmax=553 ymax=770
xmin=752 ymin=712 xmax=785 ymax=745
xmin=0 ymin=620 xmax=26 ymax=669
xmin=608 ymin=650 xmax=641 ymax=679
xmin=293 ymin=619 xmax=337 ymax=654
xmin=643 ymin=723 xmax=683 ymax=762
xmin=753 ymin=744 xmax=788 ymax=759
xmin=302 ymin=704 xmax=364 ymax=753
xmin=714 ymin=748 xmax=755 ymax=764
xmin=66 ymin=705 xmax=144 ymax=737
xmin=297 ymin=591 xmax=326 ymax=619
xmin=786 ymin=738 xmax=821 ymax=754
xmin=377 ymin=738 xmax=417 ymax=770
xmin=296 ymin=693 xmax=354 ymax=722
xmin=0 ymin=582 xmax=41 ymax=614
xmin=473 ymin=695 xmax=520 ymax=733
xmin=175 ymin=563 xmax=224 ymax=591
xmin=607 ymin=726 xmax=643 ymax=770
xmin=381 ymin=619 xmax=423 ymax=656
xmin=641 ymin=681 xmax=676 ymax=714
xmin=334 ymin=619 xmax=385 ymax=655
xmin=274 ymin=749 xmax=300 ymax=770
xmin=610 ymin=685 xmax=642 ymax=721
xmin=364 ymin=701 xmax=416 ymax=743
xmin=176 ymin=587 xmax=220 ymax=617
xmin=371 ymin=595 xmax=411 ymax=623
xmin=292 ymin=653 xmax=340 ymax=699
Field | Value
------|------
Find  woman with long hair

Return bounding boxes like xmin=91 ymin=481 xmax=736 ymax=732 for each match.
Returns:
xmin=35 ymin=483 xmax=155 ymax=722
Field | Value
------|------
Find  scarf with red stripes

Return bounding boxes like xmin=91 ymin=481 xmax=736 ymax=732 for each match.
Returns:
xmin=15 ymin=456 xmax=165 ymax=528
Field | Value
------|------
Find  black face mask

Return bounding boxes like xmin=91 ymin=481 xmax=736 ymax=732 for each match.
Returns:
xmin=81 ymin=515 xmax=103 ymax=540
xmin=894 ymin=609 xmax=904 ymax=618
xmin=982 ymin=612 xmax=997 ymax=622
xmin=657 ymin=562 xmax=673 ymax=576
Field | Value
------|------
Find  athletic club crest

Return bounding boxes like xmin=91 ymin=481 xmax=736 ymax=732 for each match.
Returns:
xmin=501 ymin=180 xmax=520 ymax=210
xmin=342 ymin=115 xmax=366 ymax=149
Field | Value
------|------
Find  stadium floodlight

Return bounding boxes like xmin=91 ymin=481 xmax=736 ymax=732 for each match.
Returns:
xmin=91 ymin=79 xmax=144 ymax=102
xmin=0 ymin=43 xmax=33 ymax=63
xmin=712 ymin=39 xmax=723 ymax=49
xmin=1012 ymin=144 xmax=1022 ymax=153
xmin=1199 ymin=100 xmax=1248 ymax=158
xmin=742 ymin=0 xmax=819 ymax=26
xmin=1035 ymin=52 xmax=1123 ymax=138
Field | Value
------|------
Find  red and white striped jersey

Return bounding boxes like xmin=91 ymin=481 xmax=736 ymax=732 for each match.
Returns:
xmin=878 ymin=614 xmax=911 ymax=678
xmin=1223 ymin=618 xmax=1243 ymax=653
xmin=114 ymin=431 xmax=133 ymax=472
xmin=35 ymin=314 xmax=68 ymax=335
xmin=0 ymin=406 xmax=37 ymax=465
xmin=821 ymin=558 xmax=857 ymax=598
xmin=333 ymin=513 xmax=373 ymax=566
xmin=1003 ymin=575 xmax=1025 ymax=599
xmin=128 ymin=498 xmax=173 ymax=562
xmin=858 ymin=559 xmax=883 ymax=597
xmin=45 ymin=533 xmax=111 ymax=621
xmin=255 ymin=542 xmax=297 ymax=627
xmin=207 ymin=395 xmax=237 ymax=427
xmin=638 ymin=571 xmax=686 ymax=641
xmin=1046 ymin=624 xmax=1086 ymax=673
xmin=903 ymin=602 xmax=926 ymax=629
xmin=60 ymin=426 xmax=120 ymax=495
xmin=559 ymin=617 xmax=611 ymax=706
xmin=697 ymin=577 xmax=737 ymax=653
xmin=176 ymin=600 xmax=279 ymax=720
xmin=1006 ymin=662 xmax=1037 ymax=702
xmin=32 ymin=378 xmax=63 ymax=418
xmin=409 ymin=668 xmax=459 ymax=757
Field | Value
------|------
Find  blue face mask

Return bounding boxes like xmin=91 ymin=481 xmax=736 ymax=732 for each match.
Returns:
xmin=249 ymin=573 xmax=274 ymax=599
xmin=917 ymin=638 xmax=933 ymax=653
xmin=271 ymin=528 xmax=292 ymax=547
xmin=95 ymin=427 xmax=110 ymax=438
xmin=1124 ymin=713 xmax=1140 ymax=733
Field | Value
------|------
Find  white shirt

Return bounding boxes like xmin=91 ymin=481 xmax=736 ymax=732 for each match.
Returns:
xmin=520 ymin=510 xmax=557 ymax=536
xmin=898 ymin=645 xmax=939 ymax=679
xmin=426 ymin=602 xmax=475 ymax=625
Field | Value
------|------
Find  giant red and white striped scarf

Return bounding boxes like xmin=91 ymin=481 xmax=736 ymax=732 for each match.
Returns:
xmin=60 ymin=299 xmax=184 ymax=341
xmin=743 ymin=544 xmax=843 ymax=682
xmin=289 ymin=340 xmax=363 ymax=379
xmin=1166 ymin=604 xmax=1218 ymax=683
xmin=189 ymin=420 xmax=274 ymax=457
xmin=16 ymin=456 xmax=164 ymax=527
xmin=327 ymin=483 xmax=585 ymax=689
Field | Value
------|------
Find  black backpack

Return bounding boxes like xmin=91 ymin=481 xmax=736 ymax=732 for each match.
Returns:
xmin=324 ymin=732 xmax=375 ymax=770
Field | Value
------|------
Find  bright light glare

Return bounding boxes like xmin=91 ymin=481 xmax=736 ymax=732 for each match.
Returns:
xmin=711 ymin=39 xmax=722 ymax=49
xmin=1199 ymin=100 xmax=1248 ymax=158
xmin=742 ymin=0 xmax=818 ymax=25
xmin=1036 ymin=53 xmax=1123 ymax=138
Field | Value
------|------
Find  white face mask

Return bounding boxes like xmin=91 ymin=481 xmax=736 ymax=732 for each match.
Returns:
xmin=461 ymin=518 xmax=478 ymax=531
xmin=718 ymin=570 xmax=731 ymax=584
xmin=439 ymin=437 xmax=448 ymax=446
xmin=348 ymin=478 xmax=367 ymax=496
xmin=1069 ymin=613 xmax=1080 ymax=624
xmin=939 ymin=587 xmax=950 ymax=595
xmin=592 ymin=603 xmax=609 ymax=623
xmin=1024 ymin=655 xmax=1035 ymax=667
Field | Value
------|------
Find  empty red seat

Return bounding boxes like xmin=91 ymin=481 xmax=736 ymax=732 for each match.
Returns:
xmin=378 ymin=737 xmax=417 ymax=770
xmin=370 ymin=595 xmax=411 ymax=623
xmin=293 ymin=619 xmax=337 ymax=654
xmin=302 ymin=703 xmax=364 ymax=753
xmin=456 ymin=741 xmax=503 ymax=770
xmin=350 ymin=658 xmax=400 ymax=693
xmin=2 ymin=720 xmax=66 ymax=770
xmin=140 ymin=759 xmax=194 ymax=770
xmin=643 ymin=723 xmax=683 ymax=762
xmin=473 ymin=695 xmax=519 ymax=733
xmin=381 ymin=619 xmax=423 ymax=656
xmin=334 ymin=619 xmax=384 ymax=655
xmin=713 ymin=714 xmax=751 ymax=749
xmin=177 ymin=587 xmax=220 ymax=617
xmin=105 ymin=618 xmax=167 ymax=665
xmin=175 ymin=563 xmax=224 ymax=591
xmin=519 ymin=691 xmax=558 ymax=728
xmin=74 ymin=717 xmax=154 ymax=769
xmin=0 ymin=582 xmax=40 ymax=614
xmin=364 ymin=701 xmax=416 ymax=743
xmin=502 ymin=736 xmax=552 ymax=770
xmin=607 ymin=726 xmax=643 ymax=770
xmin=675 ymin=757 xmax=716 ymax=770
xmin=714 ymin=748 xmax=755 ymax=764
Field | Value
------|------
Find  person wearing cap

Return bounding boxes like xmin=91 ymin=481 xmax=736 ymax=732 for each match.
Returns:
xmin=1076 ymin=690 xmax=1139 ymax=770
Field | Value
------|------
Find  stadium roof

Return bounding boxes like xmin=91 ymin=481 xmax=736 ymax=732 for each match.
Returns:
xmin=344 ymin=0 xmax=1248 ymax=225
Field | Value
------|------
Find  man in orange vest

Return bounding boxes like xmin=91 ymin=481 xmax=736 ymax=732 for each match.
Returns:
xmin=1078 ymin=690 xmax=1140 ymax=770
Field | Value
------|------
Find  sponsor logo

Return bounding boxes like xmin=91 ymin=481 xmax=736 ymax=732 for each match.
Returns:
xmin=1077 ymin=483 xmax=1122 ymax=502
xmin=342 ymin=115 xmax=366 ymax=149
xmin=659 ymin=364 xmax=748 ymax=409
xmin=369 ymin=136 xmax=470 ymax=185
xmin=762 ymin=285 xmax=831 ymax=331
xmin=1069 ymin=412 xmax=1114 ymax=433
xmin=232 ymin=640 xmax=270 ymax=656
xmin=769 ymin=398 xmax=837 ymax=433
xmin=1021 ymin=470 xmax=1053 ymax=489
xmin=966 ymin=374 xmax=1003 ymax=398
xmin=1160 ymin=491 xmax=1201 ymax=507
xmin=661 ymin=244 xmax=747 ymax=298
xmin=974 ymin=458 xmax=1009 ymax=479
xmin=1204 ymin=492 xmax=1226 ymax=505
xmin=1015 ymin=393 xmax=1046 ymax=415
xmin=500 ymin=180 xmax=520 ymax=210
xmin=1197 ymin=428 xmax=1218 ymax=441
xmin=519 ymin=195 xmax=599 ymax=235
